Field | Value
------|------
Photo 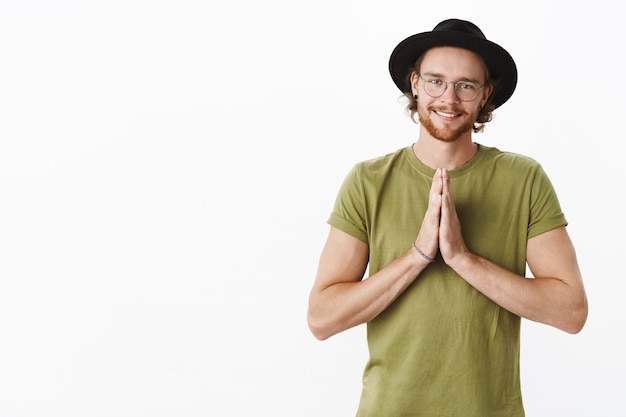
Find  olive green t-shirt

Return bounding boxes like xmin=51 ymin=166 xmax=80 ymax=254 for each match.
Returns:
xmin=328 ymin=144 xmax=567 ymax=417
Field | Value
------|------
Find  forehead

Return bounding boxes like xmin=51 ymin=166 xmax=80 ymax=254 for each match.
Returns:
xmin=420 ymin=46 xmax=488 ymax=80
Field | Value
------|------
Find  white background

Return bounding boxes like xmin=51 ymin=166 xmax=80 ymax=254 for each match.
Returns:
xmin=0 ymin=0 xmax=623 ymax=416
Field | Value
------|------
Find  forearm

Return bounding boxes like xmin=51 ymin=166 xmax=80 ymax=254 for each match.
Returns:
xmin=448 ymin=253 xmax=588 ymax=334
xmin=308 ymin=249 xmax=430 ymax=340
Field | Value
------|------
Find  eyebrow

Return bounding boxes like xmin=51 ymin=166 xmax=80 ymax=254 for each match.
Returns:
xmin=421 ymin=72 xmax=482 ymax=84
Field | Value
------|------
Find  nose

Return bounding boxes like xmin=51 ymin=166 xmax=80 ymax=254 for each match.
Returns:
xmin=440 ymin=82 xmax=461 ymax=103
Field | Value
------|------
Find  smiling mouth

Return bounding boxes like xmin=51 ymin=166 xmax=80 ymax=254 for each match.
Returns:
xmin=433 ymin=109 xmax=463 ymax=119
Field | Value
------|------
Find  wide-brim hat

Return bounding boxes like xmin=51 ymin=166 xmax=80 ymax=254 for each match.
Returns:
xmin=389 ymin=18 xmax=517 ymax=109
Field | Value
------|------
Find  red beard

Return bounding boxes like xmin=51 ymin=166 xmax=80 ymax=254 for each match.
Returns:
xmin=417 ymin=104 xmax=477 ymax=142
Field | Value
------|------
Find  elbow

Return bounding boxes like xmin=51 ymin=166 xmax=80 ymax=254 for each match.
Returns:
xmin=562 ymin=298 xmax=589 ymax=335
xmin=307 ymin=291 xmax=345 ymax=340
xmin=308 ymin=325 xmax=331 ymax=341
xmin=307 ymin=310 xmax=333 ymax=341
xmin=563 ymin=317 xmax=586 ymax=335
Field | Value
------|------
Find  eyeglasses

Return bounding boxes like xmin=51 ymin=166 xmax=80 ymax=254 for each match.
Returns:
xmin=419 ymin=75 xmax=484 ymax=102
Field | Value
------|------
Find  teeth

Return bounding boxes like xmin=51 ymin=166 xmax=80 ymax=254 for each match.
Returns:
xmin=435 ymin=110 xmax=458 ymax=118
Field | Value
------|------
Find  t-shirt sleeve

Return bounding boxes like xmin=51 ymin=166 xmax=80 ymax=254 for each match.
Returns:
xmin=327 ymin=164 xmax=369 ymax=243
xmin=527 ymin=164 xmax=568 ymax=239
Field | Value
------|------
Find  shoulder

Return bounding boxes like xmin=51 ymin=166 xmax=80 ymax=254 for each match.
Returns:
xmin=351 ymin=146 xmax=411 ymax=178
xmin=479 ymin=145 xmax=544 ymax=174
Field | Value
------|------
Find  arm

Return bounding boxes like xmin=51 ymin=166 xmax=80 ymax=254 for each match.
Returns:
xmin=445 ymin=227 xmax=587 ymax=333
xmin=307 ymin=227 xmax=432 ymax=340
xmin=438 ymin=169 xmax=588 ymax=334
xmin=308 ymin=170 xmax=444 ymax=340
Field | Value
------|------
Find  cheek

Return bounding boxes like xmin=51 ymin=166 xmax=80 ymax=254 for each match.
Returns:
xmin=471 ymin=98 xmax=484 ymax=113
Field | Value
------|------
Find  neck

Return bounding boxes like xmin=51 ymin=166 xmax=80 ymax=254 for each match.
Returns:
xmin=413 ymin=131 xmax=478 ymax=170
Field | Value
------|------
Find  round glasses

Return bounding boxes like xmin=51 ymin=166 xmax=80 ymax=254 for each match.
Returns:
xmin=419 ymin=75 xmax=484 ymax=102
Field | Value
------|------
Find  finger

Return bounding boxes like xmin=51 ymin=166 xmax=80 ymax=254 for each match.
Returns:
xmin=429 ymin=168 xmax=443 ymax=197
xmin=441 ymin=168 xmax=451 ymax=197
xmin=426 ymin=168 xmax=442 ymax=220
xmin=415 ymin=169 xmax=442 ymax=256
xmin=440 ymin=169 xmax=457 ymax=217
xmin=440 ymin=183 xmax=450 ymax=226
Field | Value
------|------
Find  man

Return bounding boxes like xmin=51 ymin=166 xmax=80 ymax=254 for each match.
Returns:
xmin=307 ymin=19 xmax=588 ymax=416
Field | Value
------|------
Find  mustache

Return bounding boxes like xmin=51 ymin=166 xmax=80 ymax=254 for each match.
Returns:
xmin=428 ymin=105 xmax=468 ymax=116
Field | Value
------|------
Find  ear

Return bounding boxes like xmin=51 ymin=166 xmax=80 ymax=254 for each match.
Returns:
xmin=410 ymin=71 xmax=419 ymax=96
xmin=481 ymin=84 xmax=494 ymax=108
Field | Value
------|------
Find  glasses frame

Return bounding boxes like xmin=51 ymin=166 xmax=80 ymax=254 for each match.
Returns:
xmin=418 ymin=74 xmax=485 ymax=102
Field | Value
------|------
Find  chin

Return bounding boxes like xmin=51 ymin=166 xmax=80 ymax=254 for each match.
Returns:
xmin=418 ymin=108 xmax=475 ymax=142
xmin=423 ymin=122 xmax=470 ymax=142
xmin=432 ymin=122 xmax=477 ymax=142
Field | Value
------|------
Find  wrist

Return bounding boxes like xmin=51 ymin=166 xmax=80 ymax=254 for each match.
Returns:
xmin=446 ymin=250 xmax=475 ymax=273
xmin=411 ymin=242 xmax=436 ymax=263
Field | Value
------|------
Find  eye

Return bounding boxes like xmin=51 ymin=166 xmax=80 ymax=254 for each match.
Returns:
xmin=427 ymin=78 xmax=444 ymax=86
xmin=457 ymin=82 xmax=477 ymax=91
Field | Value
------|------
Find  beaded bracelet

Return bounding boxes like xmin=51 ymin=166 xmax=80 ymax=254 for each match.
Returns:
xmin=412 ymin=242 xmax=435 ymax=263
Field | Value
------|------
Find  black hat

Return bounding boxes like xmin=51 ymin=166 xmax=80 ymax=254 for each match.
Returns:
xmin=389 ymin=19 xmax=517 ymax=109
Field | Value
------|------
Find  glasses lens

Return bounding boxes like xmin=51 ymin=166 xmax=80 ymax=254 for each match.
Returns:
xmin=455 ymin=82 xmax=478 ymax=101
xmin=423 ymin=78 xmax=446 ymax=97
xmin=421 ymin=76 xmax=480 ymax=101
